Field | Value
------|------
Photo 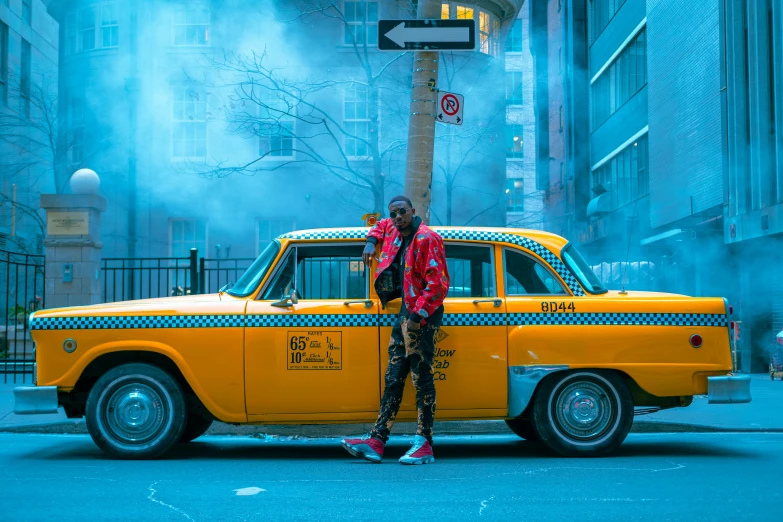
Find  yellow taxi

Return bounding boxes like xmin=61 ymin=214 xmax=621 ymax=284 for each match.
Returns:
xmin=13 ymin=226 xmax=751 ymax=459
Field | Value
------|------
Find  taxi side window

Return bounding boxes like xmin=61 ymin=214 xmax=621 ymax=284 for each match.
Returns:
xmin=445 ymin=243 xmax=495 ymax=298
xmin=504 ymin=249 xmax=567 ymax=295
xmin=262 ymin=245 xmax=366 ymax=300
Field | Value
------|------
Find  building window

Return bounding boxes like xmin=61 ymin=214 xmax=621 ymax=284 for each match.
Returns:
xmin=20 ymin=40 xmax=31 ymax=118
xmin=259 ymin=91 xmax=295 ymax=158
xmin=173 ymin=4 xmax=209 ymax=45
xmin=101 ymin=3 xmax=119 ymax=48
xmin=170 ymin=219 xmax=207 ymax=258
xmin=22 ymin=0 xmax=32 ymax=25
xmin=344 ymin=84 xmax=370 ymax=157
xmin=505 ymin=19 xmax=522 ymax=52
xmin=506 ymin=72 xmax=523 ymax=104
xmin=344 ymin=1 xmax=378 ymax=46
xmin=590 ymin=0 xmax=627 ymax=42
xmin=506 ymin=124 xmax=524 ymax=158
xmin=506 ymin=178 xmax=525 ymax=212
xmin=479 ymin=11 xmax=491 ymax=53
xmin=79 ymin=6 xmax=96 ymax=51
xmin=257 ymin=218 xmax=295 ymax=252
xmin=172 ymin=88 xmax=207 ymax=159
xmin=591 ymin=27 xmax=646 ymax=130
xmin=0 ymin=23 xmax=7 ymax=105
xmin=442 ymin=2 xmax=499 ymax=56
xmin=69 ymin=94 xmax=85 ymax=163
xmin=591 ymin=133 xmax=649 ymax=210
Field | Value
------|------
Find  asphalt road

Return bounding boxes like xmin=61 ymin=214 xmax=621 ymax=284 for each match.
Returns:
xmin=1 ymin=433 xmax=780 ymax=521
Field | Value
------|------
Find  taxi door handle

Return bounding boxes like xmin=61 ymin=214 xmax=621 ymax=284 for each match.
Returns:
xmin=473 ymin=299 xmax=502 ymax=308
xmin=344 ymin=300 xmax=373 ymax=309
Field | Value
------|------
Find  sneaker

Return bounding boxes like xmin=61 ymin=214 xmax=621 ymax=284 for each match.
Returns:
xmin=399 ymin=435 xmax=435 ymax=465
xmin=341 ymin=436 xmax=384 ymax=463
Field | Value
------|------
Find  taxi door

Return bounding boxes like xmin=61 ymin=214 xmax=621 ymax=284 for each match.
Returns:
xmin=502 ymin=246 xmax=574 ymax=367
xmin=245 ymin=242 xmax=381 ymax=421
xmin=380 ymin=241 xmax=508 ymax=418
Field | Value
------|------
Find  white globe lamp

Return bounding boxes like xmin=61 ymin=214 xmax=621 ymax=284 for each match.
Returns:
xmin=70 ymin=168 xmax=100 ymax=195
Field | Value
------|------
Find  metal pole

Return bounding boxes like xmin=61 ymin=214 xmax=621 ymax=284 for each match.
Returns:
xmin=403 ymin=0 xmax=441 ymax=224
xmin=11 ymin=184 xmax=16 ymax=237
xmin=190 ymin=248 xmax=199 ymax=295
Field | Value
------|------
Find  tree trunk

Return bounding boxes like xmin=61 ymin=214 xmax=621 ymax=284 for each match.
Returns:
xmin=403 ymin=0 xmax=441 ymax=225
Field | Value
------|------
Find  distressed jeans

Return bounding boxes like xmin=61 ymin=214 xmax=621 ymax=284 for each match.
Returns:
xmin=371 ymin=317 xmax=438 ymax=444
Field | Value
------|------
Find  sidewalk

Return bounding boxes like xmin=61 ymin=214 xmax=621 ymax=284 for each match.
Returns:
xmin=1 ymin=374 xmax=781 ymax=436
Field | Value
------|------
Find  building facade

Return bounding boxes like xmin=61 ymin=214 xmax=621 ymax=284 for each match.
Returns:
xmin=0 ymin=0 xmax=59 ymax=254
xmin=38 ymin=0 xmax=522 ymax=262
xmin=531 ymin=0 xmax=783 ymax=373
xmin=504 ymin=1 xmax=543 ymax=230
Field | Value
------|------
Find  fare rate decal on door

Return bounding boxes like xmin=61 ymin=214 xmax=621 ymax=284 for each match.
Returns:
xmin=287 ymin=331 xmax=342 ymax=370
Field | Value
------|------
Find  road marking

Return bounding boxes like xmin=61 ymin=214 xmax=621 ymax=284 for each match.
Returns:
xmin=234 ymin=487 xmax=266 ymax=496
xmin=148 ymin=482 xmax=194 ymax=521
xmin=479 ymin=495 xmax=494 ymax=516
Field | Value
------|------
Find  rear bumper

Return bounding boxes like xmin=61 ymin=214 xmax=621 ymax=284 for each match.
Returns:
xmin=13 ymin=386 xmax=59 ymax=415
xmin=707 ymin=374 xmax=752 ymax=404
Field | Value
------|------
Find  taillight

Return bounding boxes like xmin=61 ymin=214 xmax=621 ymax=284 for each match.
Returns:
xmin=690 ymin=334 xmax=703 ymax=348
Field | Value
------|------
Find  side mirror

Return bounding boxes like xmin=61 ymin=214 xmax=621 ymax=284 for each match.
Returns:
xmin=272 ymin=291 xmax=299 ymax=308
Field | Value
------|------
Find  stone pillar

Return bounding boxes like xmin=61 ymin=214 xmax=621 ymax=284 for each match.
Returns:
xmin=40 ymin=169 xmax=106 ymax=309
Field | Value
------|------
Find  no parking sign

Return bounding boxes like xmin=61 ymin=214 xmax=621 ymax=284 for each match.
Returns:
xmin=437 ymin=91 xmax=464 ymax=125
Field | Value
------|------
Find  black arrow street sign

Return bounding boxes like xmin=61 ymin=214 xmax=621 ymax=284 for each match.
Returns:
xmin=377 ymin=19 xmax=476 ymax=51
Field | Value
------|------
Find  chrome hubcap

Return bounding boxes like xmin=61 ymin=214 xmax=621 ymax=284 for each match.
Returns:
xmin=554 ymin=380 xmax=613 ymax=440
xmin=105 ymin=383 xmax=166 ymax=444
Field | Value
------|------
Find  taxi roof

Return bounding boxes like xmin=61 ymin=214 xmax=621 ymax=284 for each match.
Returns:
xmin=279 ymin=226 xmax=570 ymax=255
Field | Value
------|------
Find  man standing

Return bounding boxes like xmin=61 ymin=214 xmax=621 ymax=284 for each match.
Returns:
xmin=342 ymin=196 xmax=449 ymax=465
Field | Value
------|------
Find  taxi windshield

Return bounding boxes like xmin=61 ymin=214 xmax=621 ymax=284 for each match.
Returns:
xmin=561 ymin=243 xmax=607 ymax=294
xmin=227 ymin=240 xmax=280 ymax=297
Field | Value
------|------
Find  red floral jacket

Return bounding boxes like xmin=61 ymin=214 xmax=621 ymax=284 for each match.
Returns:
xmin=366 ymin=218 xmax=449 ymax=322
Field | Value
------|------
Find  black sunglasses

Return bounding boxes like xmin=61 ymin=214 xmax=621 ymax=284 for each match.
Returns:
xmin=389 ymin=208 xmax=409 ymax=219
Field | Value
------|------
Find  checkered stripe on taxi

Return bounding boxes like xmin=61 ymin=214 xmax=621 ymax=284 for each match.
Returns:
xmin=279 ymin=229 xmax=367 ymax=240
xmin=508 ymin=313 xmax=729 ymax=327
xmin=279 ymin=228 xmax=585 ymax=297
xmin=436 ymin=230 xmax=584 ymax=296
xmin=30 ymin=315 xmax=245 ymax=330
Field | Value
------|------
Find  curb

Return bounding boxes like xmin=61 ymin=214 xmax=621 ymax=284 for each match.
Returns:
xmin=1 ymin=419 xmax=782 ymax=436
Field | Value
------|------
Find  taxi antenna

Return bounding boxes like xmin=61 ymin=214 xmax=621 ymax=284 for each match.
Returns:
xmin=620 ymin=200 xmax=639 ymax=295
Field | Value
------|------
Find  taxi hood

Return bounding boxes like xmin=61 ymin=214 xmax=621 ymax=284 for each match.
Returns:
xmin=31 ymin=293 xmax=232 ymax=318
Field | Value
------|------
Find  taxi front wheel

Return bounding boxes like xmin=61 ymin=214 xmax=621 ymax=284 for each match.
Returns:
xmin=532 ymin=370 xmax=633 ymax=457
xmin=85 ymin=363 xmax=187 ymax=459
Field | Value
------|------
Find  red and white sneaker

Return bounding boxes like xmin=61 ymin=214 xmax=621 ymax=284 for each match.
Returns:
xmin=341 ymin=436 xmax=385 ymax=463
xmin=399 ymin=435 xmax=435 ymax=465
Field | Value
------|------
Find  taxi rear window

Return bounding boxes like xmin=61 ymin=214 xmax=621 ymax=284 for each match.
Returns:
xmin=561 ymin=244 xmax=607 ymax=294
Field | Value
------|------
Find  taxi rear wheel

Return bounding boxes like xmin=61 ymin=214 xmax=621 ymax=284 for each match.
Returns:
xmin=504 ymin=417 xmax=539 ymax=441
xmin=532 ymin=370 xmax=633 ymax=457
xmin=85 ymin=363 xmax=187 ymax=459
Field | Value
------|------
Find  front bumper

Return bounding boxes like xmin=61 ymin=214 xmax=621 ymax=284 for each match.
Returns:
xmin=707 ymin=374 xmax=752 ymax=404
xmin=13 ymin=386 xmax=59 ymax=415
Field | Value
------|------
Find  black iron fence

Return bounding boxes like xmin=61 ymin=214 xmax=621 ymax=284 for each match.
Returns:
xmin=199 ymin=257 xmax=255 ymax=295
xmin=102 ymin=249 xmax=199 ymax=302
xmin=1 ymin=249 xmax=45 ymax=383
